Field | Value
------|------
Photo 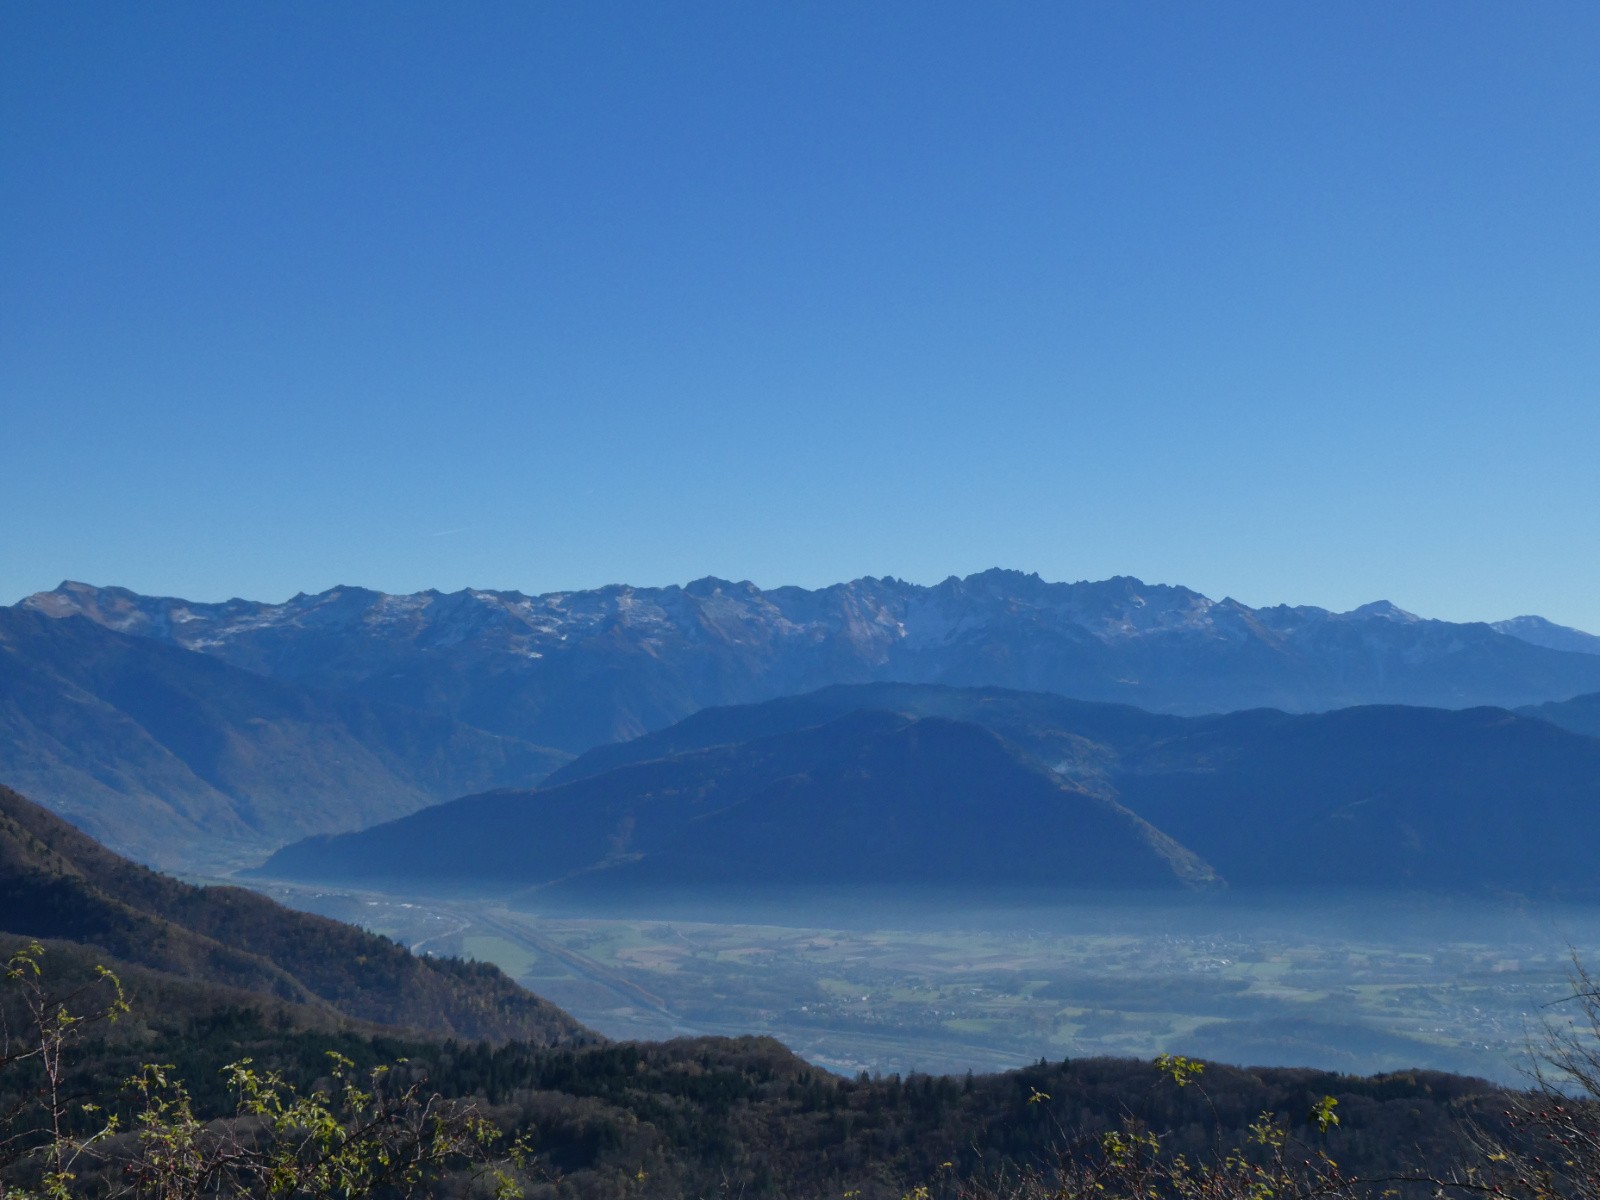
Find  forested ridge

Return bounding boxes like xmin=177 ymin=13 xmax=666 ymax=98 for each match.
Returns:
xmin=0 ymin=783 xmax=592 ymax=1044
xmin=0 ymin=950 xmax=1525 ymax=1198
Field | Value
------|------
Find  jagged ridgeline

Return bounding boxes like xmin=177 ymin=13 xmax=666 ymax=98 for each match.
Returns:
xmin=24 ymin=572 xmax=1600 ymax=754
xmin=11 ymin=573 xmax=1600 ymax=872
xmin=0 ymin=783 xmax=593 ymax=1045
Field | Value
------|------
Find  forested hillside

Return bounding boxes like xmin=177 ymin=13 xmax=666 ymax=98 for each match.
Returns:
xmin=0 ymin=941 xmax=1523 ymax=1198
xmin=0 ymin=783 xmax=592 ymax=1044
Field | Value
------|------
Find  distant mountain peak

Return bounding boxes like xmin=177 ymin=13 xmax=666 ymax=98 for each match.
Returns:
xmin=683 ymin=575 xmax=755 ymax=597
xmin=1493 ymin=614 xmax=1600 ymax=656
xmin=1345 ymin=600 xmax=1421 ymax=623
xmin=18 ymin=572 xmax=1600 ymax=756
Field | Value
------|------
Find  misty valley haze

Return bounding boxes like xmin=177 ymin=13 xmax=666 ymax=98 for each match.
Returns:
xmin=6 ymin=568 xmax=1600 ymax=1098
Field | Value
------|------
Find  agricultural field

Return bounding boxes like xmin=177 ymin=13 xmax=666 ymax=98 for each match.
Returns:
xmin=261 ymin=884 xmax=1600 ymax=1082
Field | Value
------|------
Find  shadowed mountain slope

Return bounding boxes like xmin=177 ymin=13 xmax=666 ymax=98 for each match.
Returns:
xmin=268 ymin=683 xmax=1600 ymax=899
xmin=544 ymin=681 xmax=1192 ymax=790
xmin=1518 ymin=690 xmax=1600 ymax=738
xmin=1114 ymin=703 xmax=1600 ymax=894
xmin=555 ymin=682 xmax=1600 ymax=894
xmin=257 ymin=710 xmax=1219 ymax=894
xmin=0 ymin=607 xmax=568 ymax=866
xmin=24 ymin=573 xmax=1600 ymax=754
xmin=0 ymin=783 xmax=594 ymax=1045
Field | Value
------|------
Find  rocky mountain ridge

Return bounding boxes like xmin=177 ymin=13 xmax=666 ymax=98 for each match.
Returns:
xmin=22 ymin=572 xmax=1600 ymax=754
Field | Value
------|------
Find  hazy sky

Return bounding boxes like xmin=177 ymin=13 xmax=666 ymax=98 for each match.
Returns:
xmin=6 ymin=3 xmax=1599 ymax=628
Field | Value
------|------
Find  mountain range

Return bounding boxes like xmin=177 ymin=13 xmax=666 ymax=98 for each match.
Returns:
xmin=1492 ymin=614 xmax=1600 ymax=656
xmin=23 ymin=573 xmax=1600 ymax=756
xmin=0 ymin=579 xmax=1580 ymax=1196
xmin=258 ymin=682 xmax=1600 ymax=899
xmin=0 ymin=573 xmax=1580 ymax=1195
xmin=0 ymin=607 xmax=568 ymax=867
xmin=9 ymin=571 xmax=1600 ymax=872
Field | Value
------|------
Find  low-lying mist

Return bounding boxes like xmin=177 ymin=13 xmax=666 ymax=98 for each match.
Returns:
xmin=260 ymin=883 xmax=1600 ymax=1084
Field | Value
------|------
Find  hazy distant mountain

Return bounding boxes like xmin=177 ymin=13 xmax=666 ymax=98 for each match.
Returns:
xmin=23 ymin=573 xmax=1600 ymax=754
xmin=0 ymin=607 xmax=568 ymax=867
xmin=543 ymin=681 xmax=1189 ymax=791
xmin=1112 ymin=703 xmax=1600 ymax=894
xmin=563 ymin=682 xmax=1600 ymax=896
xmin=256 ymin=709 xmax=1219 ymax=894
xmin=1517 ymin=690 xmax=1600 ymax=738
xmin=0 ymin=783 xmax=592 ymax=1044
xmin=263 ymin=683 xmax=1600 ymax=900
xmin=1493 ymin=615 xmax=1600 ymax=656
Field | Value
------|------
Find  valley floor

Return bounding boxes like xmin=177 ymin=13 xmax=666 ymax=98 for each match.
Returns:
xmin=249 ymin=884 xmax=1600 ymax=1083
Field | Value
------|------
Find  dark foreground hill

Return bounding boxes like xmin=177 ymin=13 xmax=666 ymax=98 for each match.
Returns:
xmin=0 ymin=607 xmax=568 ymax=866
xmin=25 ymin=572 xmax=1600 ymax=755
xmin=0 ymin=783 xmax=592 ymax=1045
xmin=0 ymin=938 xmax=1519 ymax=1197
xmin=0 ymin=794 xmax=1544 ymax=1197
xmin=267 ymin=683 xmax=1600 ymax=899
xmin=257 ymin=709 xmax=1219 ymax=894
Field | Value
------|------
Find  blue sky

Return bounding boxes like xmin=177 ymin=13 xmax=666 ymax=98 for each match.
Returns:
xmin=5 ymin=2 xmax=1599 ymax=628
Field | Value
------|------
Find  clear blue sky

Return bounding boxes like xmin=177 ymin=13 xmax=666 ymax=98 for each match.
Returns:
xmin=5 ymin=2 xmax=1599 ymax=629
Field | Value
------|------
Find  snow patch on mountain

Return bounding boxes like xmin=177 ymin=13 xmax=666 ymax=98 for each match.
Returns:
xmin=21 ymin=573 xmax=1600 ymax=753
xmin=1493 ymin=615 xmax=1600 ymax=656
